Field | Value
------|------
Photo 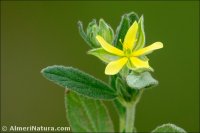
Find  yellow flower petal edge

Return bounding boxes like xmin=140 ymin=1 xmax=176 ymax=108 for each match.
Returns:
xmin=132 ymin=42 xmax=163 ymax=56
xmin=123 ymin=21 xmax=138 ymax=50
xmin=105 ymin=57 xmax=128 ymax=75
xmin=96 ymin=35 xmax=124 ymax=56
xmin=130 ymin=57 xmax=150 ymax=68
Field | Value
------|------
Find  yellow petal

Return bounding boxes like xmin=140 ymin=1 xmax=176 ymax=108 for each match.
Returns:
xmin=130 ymin=57 xmax=150 ymax=68
xmin=105 ymin=57 xmax=128 ymax=75
xmin=96 ymin=35 xmax=124 ymax=56
xmin=132 ymin=42 xmax=163 ymax=56
xmin=123 ymin=21 xmax=138 ymax=50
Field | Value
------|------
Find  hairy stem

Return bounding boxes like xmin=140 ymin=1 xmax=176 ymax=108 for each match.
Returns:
xmin=125 ymin=90 xmax=143 ymax=133
xmin=125 ymin=103 xmax=136 ymax=132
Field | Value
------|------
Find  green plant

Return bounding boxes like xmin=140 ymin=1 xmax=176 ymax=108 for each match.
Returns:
xmin=41 ymin=12 xmax=186 ymax=133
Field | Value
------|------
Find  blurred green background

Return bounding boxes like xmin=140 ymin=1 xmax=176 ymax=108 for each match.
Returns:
xmin=1 ymin=1 xmax=199 ymax=132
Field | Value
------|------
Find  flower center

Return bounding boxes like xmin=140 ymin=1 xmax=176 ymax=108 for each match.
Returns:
xmin=124 ymin=48 xmax=132 ymax=57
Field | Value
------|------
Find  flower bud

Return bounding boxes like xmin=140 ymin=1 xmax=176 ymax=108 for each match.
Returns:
xmin=78 ymin=19 xmax=114 ymax=48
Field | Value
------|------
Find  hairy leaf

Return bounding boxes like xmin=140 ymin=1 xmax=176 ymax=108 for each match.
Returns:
xmin=108 ymin=74 xmax=118 ymax=90
xmin=86 ymin=19 xmax=97 ymax=37
xmin=113 ymin=99 xmax=126 ymax=120
xmin=78 ymin=21 xmax=95 ymax=48
xmin=65 ymin=91 xmax=114 ymax=132
xmin=113 ymin=12 xmax=139 ymax=49
xmin=88 ymin=48 xmax=120 ymax=63
xmin=126 ymin=72 xmax=158 ymax=90
xmin=134 ymin=16 xmax=146 ymax=50
xmin=99 ymin=19 xmax=114 ymax=44
xmin=113 ymin=14 xmax=130 ymax=49
xmin=127 ymin=12 xmax=139 ymax=25
xmin=41 ymin=65 xmax=117 ymax=100
xmin=113 ymin=99 xmax=126 ymax=132
xmin=86 ymin=19 xmax=100 ymax=47
xmin=152 ymin=123 xmax=186 ymax=133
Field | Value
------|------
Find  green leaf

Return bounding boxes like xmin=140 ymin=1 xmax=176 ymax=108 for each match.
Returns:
xmin=134 ymin=16 xmax=146 ymax=50
xmin=113 ymin=99 xmax=126 ymax=132
xmin=116 ymin=77 xmax=132 ymax=102
xmin=41 ymin=65 xmax=117 ymax=100
xmin=86 ymin=19 xmax=101 ymax=48
xmin=99 ymin=19 xmax=114 ymax=44
xmin=126 ymin=72 xmax=158 ymax=90
xmin=108 ymin=74 xmax=118 ymax=90
xmin=113 ymin=12 xmax=139 ymax=49
xmin=152 ymin=123 xmax=186 ymax=133
xmin=86 ymin=19 xmax=97 ymax=37
xmin=88 ymin=48 xmax=120 ymax=63
xmin=127 ymin=12 xmax=139 ymax=25
xmin=113 ymin=99 xmax=126 ymax=118
xmin=65 ymin=91 xmax=114 ymax=132
xmin=113 ymin=14 xmax=130 ymax=49
xmin=78 ymin=21 xmax=95 ymax=48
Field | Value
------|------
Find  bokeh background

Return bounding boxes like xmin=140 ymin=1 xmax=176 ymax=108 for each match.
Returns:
xmin=1 ymin=1 xmax=199 ymax=132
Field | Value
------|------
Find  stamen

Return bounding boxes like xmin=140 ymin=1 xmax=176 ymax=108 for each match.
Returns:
xmin=119 ymin=39 xmax=123 ymax=45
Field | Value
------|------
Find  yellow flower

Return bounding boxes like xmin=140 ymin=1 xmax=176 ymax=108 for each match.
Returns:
xmin=93 ymin=21 xmax=163 ymax=75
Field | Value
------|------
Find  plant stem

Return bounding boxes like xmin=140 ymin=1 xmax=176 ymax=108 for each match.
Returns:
xmin=119 ymin=116 xmax=125 ymax=132
xmin=124 ymin=90 xmax=143 ymax=133
xmin=125 ymin=103 xmax=136 ymax=133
